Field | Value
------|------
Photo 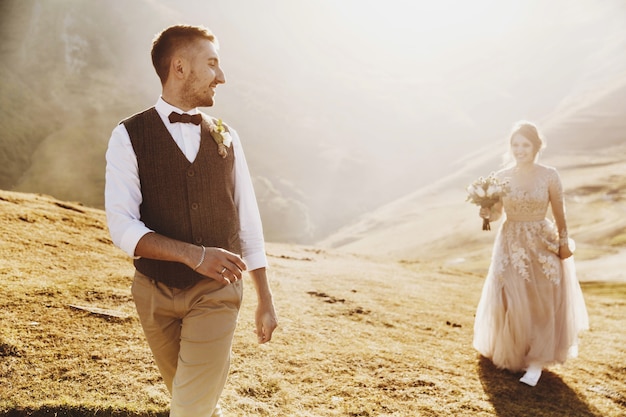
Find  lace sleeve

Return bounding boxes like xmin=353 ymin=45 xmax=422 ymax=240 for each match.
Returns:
xmin=547 ymin=167 xmax=568 ymax=244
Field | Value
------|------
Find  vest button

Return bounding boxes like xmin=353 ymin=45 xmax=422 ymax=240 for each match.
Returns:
xmin=191 ymin=203 xmax=199 ymax=210
xmin=187 ymin=169 xmax=195 ymax=177
xmin=194 ymin=237 xmax=202 ymax=244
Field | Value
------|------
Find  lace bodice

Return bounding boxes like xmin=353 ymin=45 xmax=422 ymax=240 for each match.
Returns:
xmin=499 ymin=165 xmax=561 ymax=221
xmin=488 ymin=165 xmax=569 ymax=285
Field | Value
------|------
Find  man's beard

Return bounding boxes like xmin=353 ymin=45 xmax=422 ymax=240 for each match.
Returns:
xmin=181 ymin=74 xmax=214 ymax=108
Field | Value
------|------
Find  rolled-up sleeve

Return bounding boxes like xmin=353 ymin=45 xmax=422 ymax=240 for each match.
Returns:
xmin=104 ymin=124 xmax=153 ymax=257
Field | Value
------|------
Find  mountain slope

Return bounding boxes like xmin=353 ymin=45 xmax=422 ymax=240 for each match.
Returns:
xmin=319 ymin=75 xmax=626 ymax=279
xmin=1 ymin=189 xmax=625 ymax=416
xmin=321 ymin=144 xmax=626 ymax=277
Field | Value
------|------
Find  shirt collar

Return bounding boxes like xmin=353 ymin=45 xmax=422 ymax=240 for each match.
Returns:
xmin=155 ymin=97 xmax=200 ymax=119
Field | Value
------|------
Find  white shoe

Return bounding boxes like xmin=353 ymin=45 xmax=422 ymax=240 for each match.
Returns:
xmin=520 ymin=367 xmax=542 ymax=387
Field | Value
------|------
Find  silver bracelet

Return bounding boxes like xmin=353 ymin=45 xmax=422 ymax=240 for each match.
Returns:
xmin=193 ymin=245 xmax=206 ymax=271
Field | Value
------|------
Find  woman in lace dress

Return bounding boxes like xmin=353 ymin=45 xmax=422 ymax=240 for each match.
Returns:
xmin=473 ymin=121 xmax=589 ymax=387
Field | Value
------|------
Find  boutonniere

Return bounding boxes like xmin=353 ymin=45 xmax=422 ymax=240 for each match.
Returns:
xmin=208 ymin=118 xmax=232 ymax=158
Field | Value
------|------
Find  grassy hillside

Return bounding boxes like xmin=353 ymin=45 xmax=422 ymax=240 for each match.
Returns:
xmin=0 ymin=189 xmax=624 ymax=416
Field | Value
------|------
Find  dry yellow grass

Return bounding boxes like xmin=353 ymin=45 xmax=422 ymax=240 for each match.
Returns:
xmin=1 ymin=190 xmax=625 ymax=416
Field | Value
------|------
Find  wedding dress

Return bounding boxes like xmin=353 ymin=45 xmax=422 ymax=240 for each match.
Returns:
xmin=473 ymin=165 xmax=589 ymax=372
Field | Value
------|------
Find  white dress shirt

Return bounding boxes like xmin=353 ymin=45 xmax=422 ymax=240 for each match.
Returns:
xmin=105 ymin=97 xmax=267 ymax=271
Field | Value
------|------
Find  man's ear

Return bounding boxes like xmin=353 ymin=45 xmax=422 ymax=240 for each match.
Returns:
xmin=170 ymin=56 xmax=186 ymax=80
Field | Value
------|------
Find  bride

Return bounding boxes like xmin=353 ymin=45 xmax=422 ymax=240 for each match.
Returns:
xmin=472 ymin=121 xmax=589 ymax=387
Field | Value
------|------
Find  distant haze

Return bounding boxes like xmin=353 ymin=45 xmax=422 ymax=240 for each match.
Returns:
xmin=1 ymin=0 xmax=625 ymax=243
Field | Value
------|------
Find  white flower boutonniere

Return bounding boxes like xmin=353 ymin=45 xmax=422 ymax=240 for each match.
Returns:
xmin=208 ymin=118 xmax=232 ymax=158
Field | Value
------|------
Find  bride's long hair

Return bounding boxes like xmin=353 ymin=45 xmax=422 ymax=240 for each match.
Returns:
xmin=501 ymin=120 xmax=546 ymax=167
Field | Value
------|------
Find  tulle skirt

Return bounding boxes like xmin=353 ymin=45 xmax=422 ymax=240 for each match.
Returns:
xmin=473 ymin=218 xmax=589 ymax=372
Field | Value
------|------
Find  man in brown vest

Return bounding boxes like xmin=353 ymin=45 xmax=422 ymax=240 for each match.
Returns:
xmin=104 ymin=24 xmax=278 ymax=417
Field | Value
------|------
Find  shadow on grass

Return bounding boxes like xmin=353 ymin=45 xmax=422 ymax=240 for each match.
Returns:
xmin=0 ymin=406 xmax=168 ymax=417
xmin=477 ymin=356 xmax=602 ymax=417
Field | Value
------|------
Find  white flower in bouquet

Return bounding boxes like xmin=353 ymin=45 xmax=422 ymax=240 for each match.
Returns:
xmin=466 ymin=173 xmax=510 ymax=230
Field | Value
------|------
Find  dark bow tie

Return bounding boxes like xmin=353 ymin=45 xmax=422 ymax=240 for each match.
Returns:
xmin=168 ymin=111 xmax=202 ymax=125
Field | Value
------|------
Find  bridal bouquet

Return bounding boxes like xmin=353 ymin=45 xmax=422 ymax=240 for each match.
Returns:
xmin=466 ymin=173 xmax=509 ymax=230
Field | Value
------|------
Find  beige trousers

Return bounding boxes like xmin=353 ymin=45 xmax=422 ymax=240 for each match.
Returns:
xmin=132 ymin=270 xmax=243 ymax=417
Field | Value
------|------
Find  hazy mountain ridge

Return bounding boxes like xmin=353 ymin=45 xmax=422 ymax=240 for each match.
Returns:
xmin=320 ymin=46 xmax=626 ymax=258
xmin=1 ymin=0 xmax=625 ymax=244
xmin=0 ymin=0 xmax=162 ymax=203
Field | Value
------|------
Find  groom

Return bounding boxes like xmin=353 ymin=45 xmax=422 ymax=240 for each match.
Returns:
xmin=104 ymin=24 xmax=278 ymax=416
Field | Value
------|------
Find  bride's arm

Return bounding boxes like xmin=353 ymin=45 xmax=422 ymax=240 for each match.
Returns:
xmin=548 ymin=168 xmax=573 ymax=259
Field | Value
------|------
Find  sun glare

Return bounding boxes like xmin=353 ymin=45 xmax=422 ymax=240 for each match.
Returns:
xmin=329 ymin=0 xmax=524 ymax=49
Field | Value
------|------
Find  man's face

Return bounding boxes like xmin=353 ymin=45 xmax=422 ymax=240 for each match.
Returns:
xmin=181 ymin=39 xmax=225 ymax=108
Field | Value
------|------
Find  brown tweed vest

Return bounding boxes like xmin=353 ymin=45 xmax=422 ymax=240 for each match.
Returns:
xmin=122 ymin=107 xmax=241 ymax=289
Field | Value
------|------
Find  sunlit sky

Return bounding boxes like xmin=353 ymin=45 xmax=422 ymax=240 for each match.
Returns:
xmin=199 ymin=0 xmax=624 ymax=181
xmin=248 ymin=0 xmax=617 ymax=74
xmin=210 ymin=0 xmax=622 ymax=112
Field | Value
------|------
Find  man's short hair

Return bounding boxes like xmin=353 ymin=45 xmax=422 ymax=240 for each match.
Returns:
xmin=151 ymin=25 xmax=217 ymax=85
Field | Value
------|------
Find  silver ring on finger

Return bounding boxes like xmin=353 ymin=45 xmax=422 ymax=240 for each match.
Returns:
xmin=220 ymin=267 xmax=227 ymax=275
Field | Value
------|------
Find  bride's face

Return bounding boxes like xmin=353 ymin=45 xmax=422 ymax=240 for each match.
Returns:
xmin=510 ymin=133 xmax=536 ymax=164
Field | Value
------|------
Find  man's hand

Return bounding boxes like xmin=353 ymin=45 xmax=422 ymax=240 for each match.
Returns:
xmin=134 ymin=233 xmax=246 ymax=286
xmin=193 ymin=246 xmax=247 ymax=285
xmin=255 ymin=302 xmax=278 ymax=344
xmin=248 ymin=268 xmax=278 ymax=344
